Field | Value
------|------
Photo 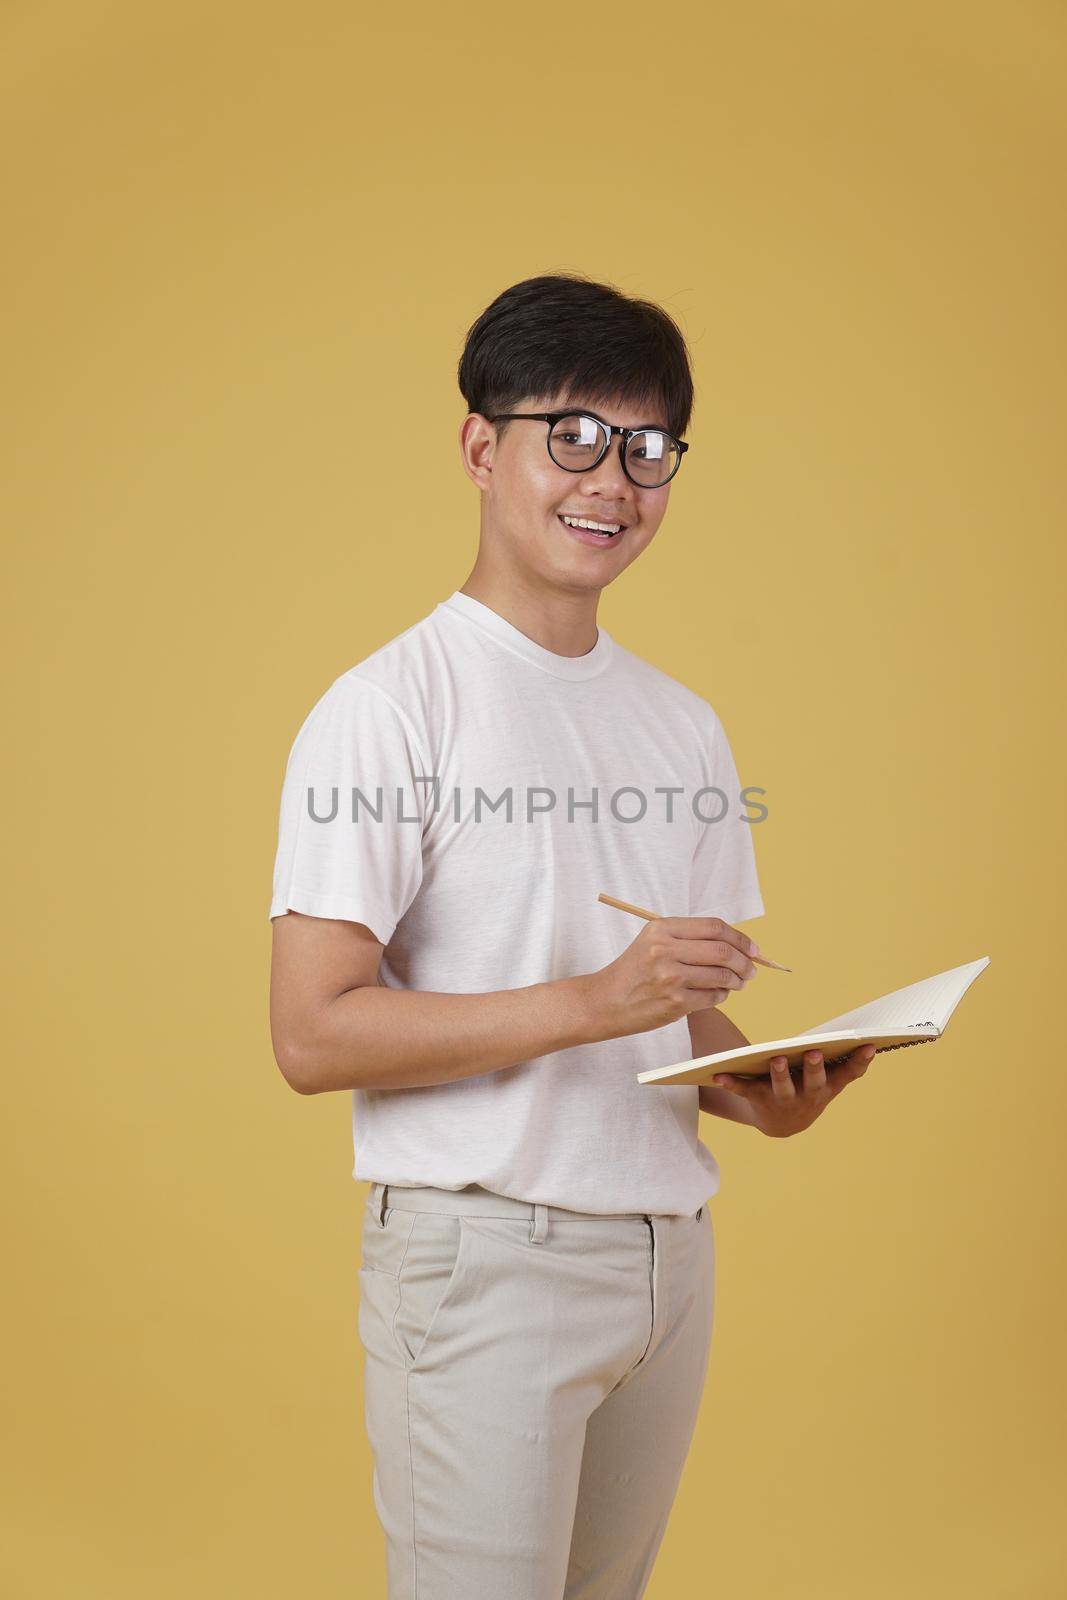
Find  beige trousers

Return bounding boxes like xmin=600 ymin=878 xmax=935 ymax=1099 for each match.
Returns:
xmin=357 ymin=1179 xmax=715 ymax=1599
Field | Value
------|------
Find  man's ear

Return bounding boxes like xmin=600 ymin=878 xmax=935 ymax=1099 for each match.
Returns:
xmin=458 ymin=412 xmax=496 ymax=491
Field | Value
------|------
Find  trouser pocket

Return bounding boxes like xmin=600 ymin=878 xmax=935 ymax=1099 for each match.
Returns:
xmin=359 ymin=1205 xmax=469 ymax=1374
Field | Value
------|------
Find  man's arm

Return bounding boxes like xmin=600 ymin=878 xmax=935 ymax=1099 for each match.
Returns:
xmin=271 ymin=909 xmax=758 ymax=1097
xmin=690 ymin=1005 xmax=758 ymax=1127
xmin=270 ymin=911 xmax=597 ymax=1094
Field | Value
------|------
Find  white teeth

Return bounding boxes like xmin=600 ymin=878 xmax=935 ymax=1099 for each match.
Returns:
xmin=561 ymin=515 xmax=623 ymax=535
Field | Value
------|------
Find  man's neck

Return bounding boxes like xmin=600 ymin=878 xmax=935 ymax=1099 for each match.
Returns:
xmin=457 ymin=568 xmax=601 ymax=659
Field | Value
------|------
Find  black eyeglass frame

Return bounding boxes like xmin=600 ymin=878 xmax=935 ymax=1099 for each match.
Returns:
xmin=487 ymin=410 xmax=690 ymax=488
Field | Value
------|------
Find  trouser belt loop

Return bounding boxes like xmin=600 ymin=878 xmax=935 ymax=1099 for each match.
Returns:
xmin=374 ymin=1182 xmax=389 ymax=1226
xmin=529 ymin=1202 xmax=548 ymax=1244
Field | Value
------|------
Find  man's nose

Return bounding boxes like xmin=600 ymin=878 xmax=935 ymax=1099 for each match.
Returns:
xmin=582 ymin=436 xmax=630 ymax=489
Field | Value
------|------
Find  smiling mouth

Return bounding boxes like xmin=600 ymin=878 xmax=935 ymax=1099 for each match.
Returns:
xmin=558 ymin=513 xmax=626 ymax=538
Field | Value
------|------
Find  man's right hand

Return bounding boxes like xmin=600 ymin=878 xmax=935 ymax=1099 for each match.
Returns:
xmin=578 ymin=916 xmax=760 ymax=1042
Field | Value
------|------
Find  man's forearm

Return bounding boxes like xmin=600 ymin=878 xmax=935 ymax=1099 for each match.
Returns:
xmin=297 ymin=976 xmax=598 ymax=1094
xmin=691 ymin=1006 xmax=758 ymax=1127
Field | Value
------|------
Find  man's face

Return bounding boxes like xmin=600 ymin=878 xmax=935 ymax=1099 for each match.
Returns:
xmin=468 ymin=391 xmax=676 ymax=596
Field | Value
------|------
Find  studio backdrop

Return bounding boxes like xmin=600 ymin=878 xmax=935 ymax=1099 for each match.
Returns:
xmin=4 ymin=3 xmax=1064 ymax=1596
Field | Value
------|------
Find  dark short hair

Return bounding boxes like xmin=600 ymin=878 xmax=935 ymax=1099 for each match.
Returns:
xmin=457 ymin=272 xmax=695 ymax=445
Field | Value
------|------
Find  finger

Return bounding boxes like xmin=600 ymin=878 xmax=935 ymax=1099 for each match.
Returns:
xmin=689 ymin=988 xmax=732 ymax=1010
xmin=677 ymin=962 xmax=753 ymax=992
xmin=711 ymin=1071 xmax=755 ymax=1096
xmin=661 ymin=917 xmax=760 ymax=961
xmin=801 ymin=1050 xmax=827 ymax=1094
xmin=670 ymin=939 xmax=759 ymax=983
xmin=768 ymin=1054 xmax=796 ymax=1099
xmin=838 ymin=1043 xmax=877 ymax=1083
xmin=824 ymin=1044 xmax=876 ymax=1095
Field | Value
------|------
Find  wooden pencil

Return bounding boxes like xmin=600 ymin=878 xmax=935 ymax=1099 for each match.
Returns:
xmin=597 ymin=891 xmax=792 ymax=972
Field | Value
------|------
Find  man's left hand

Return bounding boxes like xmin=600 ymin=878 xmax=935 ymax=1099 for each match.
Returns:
xmin=712 ymin=1045 xmax=876 ymax=1138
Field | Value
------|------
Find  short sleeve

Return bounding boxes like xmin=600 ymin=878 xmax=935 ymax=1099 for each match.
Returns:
xmin=688 ymin=704 xmax=765 ymax=926
xmin=268 ymin=673 xmax=428 ymax=946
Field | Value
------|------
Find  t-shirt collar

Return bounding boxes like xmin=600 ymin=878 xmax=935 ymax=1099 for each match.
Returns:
xmin=437 ymin=589 xmax=614 ymax=681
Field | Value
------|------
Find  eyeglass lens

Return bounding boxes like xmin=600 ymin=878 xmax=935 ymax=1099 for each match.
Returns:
xmin=548 ymin=414 xmax=680 ymax=487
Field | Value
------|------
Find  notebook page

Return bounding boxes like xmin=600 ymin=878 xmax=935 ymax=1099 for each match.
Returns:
xmin=799 ymin=958 xmax=990 ymax=1038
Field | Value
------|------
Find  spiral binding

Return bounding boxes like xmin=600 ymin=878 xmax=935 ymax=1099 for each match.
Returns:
xmin=820 ymin=1035 xmax=936 ymax=1068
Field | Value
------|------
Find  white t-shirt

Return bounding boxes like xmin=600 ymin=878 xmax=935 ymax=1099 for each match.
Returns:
xmin=269 ymin=589 xmax=764 ymax=1215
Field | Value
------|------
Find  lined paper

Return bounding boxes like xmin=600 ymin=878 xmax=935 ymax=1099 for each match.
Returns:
xmin=801 ymin=958 xmax=991 ymax=1038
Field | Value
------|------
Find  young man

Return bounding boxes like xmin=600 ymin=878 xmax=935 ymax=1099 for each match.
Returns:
xmin=268 ymin=273 xmax=874 ymax=1599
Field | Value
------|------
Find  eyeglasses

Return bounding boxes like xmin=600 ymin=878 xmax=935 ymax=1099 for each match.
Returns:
xmin=488 ymin=410 xmax=689 ymax=489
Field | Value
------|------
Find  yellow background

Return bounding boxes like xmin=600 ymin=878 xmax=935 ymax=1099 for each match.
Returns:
xmin=5 ymin=2 xmax=1064 ymax=1594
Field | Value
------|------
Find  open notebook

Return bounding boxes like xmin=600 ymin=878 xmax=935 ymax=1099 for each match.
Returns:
xmin=636 ymin=957 xmax=991 ymax=1085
